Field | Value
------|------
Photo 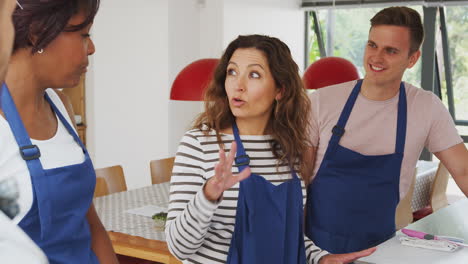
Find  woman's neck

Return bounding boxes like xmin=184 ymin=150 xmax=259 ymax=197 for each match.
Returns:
xmin=230 ymin=117 xmax=270 ymax=136
xmin=5 ymin=53 xmax=48 ymax=113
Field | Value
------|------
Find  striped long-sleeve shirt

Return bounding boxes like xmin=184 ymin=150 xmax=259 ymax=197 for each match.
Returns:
xmin=165 ymin=128 xmax=329 ymax=263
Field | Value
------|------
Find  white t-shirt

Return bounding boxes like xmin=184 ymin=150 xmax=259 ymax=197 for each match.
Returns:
xmin=0 ymin=89 xmax=85 ymax=223
xmin=309 ymin=80 xmax=462 ymax=198
xmin=0 ymin=211 xmax=48 ymax=264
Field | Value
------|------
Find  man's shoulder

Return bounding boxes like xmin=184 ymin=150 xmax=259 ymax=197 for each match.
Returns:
xmin=404 ymin=82 xmax=439 ymax=103
xmin=309 ymin=80 xmax=356 ymax=100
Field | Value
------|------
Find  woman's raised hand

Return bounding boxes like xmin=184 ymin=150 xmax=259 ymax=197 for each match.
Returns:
xmin=319 ymin=247 xmax=376 ymax=264
xmin=203 ymin=141 xmax=251 ymax=202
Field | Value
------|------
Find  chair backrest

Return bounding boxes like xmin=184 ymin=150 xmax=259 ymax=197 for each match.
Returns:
xmin=94 ymin=165 xmax=127 ymax=196
xmin=395 ymin=168 xmax=416 ymax=230
xmin=150 ymin=157 xmax=175 ymax=184
xmin=94 ymin=177 xmax=110 ymax=198
xmin=430 ymin=163 xmax=450 ymax=212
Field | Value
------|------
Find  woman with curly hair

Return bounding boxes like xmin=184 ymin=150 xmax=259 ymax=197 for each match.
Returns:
xmin=165 ymin=34 xmax=374 ymax=264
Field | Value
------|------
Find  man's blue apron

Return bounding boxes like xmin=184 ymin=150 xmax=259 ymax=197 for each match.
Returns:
xmin=226 ymin=122 xmax=306 ymax=264
xmin=1 ymin=83 xmax=99 ymax=264
xmin=305 ymin=80 xmax=406 ymax=254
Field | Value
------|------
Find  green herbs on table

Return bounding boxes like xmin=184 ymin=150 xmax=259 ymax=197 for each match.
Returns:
xmin=152 ymin=212 xmax=168 ymax=221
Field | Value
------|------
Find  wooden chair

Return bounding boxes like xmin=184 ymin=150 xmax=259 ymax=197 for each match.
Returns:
xmin=94 ymin=167 xmax=159 ymax=264
xmin=94 ymin=177 xmax=110 ymax=198
xmin=430 ymin=163 xmax=450 ymax=211
xmin=395 ymin=169 xmax=416 ymax=230
xmin=150 ymin=157 xmax=175 ymax=184
xmin=94 ymin=165 xmax=127 ymax=196
xmin=413 ymin=163 xmax=450 ymax=221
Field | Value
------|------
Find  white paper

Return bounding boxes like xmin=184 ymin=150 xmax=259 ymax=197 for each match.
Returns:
xmin=125 ymin=205 xmax=167 ymax=218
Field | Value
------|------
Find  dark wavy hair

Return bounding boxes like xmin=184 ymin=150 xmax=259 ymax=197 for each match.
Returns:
xmin=371 ymin=6 xmax=424 ymax=55
xmin=12 ymin=0 xmax=100 ymax=53
xmin=193 ymin=34 xmax=312 ymax=177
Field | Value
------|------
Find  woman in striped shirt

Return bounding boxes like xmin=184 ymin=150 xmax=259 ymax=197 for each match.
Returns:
xmin=165 ymin=34 xmax=375 ymax=264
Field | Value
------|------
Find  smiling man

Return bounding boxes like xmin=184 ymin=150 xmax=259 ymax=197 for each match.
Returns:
xmin=305 ymin=6 xmax=468 ymax=254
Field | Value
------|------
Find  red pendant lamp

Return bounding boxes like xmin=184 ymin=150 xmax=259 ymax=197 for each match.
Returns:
xmin=170 ymin=58 xmax=219 ymax=101
xmin=303 ymin=57 xmax=360 ymax=90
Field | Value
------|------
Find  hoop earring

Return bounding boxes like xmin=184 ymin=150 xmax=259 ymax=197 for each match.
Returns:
xmin=37 ymin=49 xmax=44 ymax=54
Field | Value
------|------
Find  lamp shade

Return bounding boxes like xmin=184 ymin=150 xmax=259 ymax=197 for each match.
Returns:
xmin=170 ymin=58 xmax=219 ymax=101
xmin=303 ymin=57 xmax=359 ymax=90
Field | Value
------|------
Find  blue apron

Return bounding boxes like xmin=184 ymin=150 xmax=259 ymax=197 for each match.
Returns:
xmin=305 ymin=80 xmax=406 ymax=254
xmin=1 ymin=83 xmax=99 ymax=264
xmin=226 ymin=122 xmax=306 ymax=264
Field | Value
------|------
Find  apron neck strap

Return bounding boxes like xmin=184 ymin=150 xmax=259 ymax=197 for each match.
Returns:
xmin=231 ymin=122 xmax=299 ymax=180
xmin=44 ymin=93 xmax=87 ymax=152
xmin=1 ymin=84 xmax=39 ymax=157
xmin=0 ymin=83 xmax=51 ymax=238
xmin=328 ymin=80 xmax=363 ymax=146
xmin=232 ymin=122 xmax=251 ymax=172
xmin=329 ymin=80 xmax=407 ymax=154
xmin=395 ymin=82 xmax=407 ymax=154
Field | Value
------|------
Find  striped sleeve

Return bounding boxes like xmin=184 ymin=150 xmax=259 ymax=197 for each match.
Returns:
xmin=165 ymin=131 xmax=220 ymax=261
xmin=305 ymin=236 xmax=329 ymax=263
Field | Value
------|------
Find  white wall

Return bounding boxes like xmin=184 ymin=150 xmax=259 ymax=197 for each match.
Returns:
xmin=86 ymin=0 xmax=305 ymax=189
xmin=167 ymin=0 xmax=224 ymax=155
xmin=223 ymin=0 xmax=305 ymax=72
xmin=88 ymin=0 xmax=170 ymax=189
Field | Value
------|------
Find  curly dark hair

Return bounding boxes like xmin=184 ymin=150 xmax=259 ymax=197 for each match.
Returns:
xmin=12 ymin=0 xmax=100 ymax=53
xmin=193 ymin=34 xmax=312 ymax=178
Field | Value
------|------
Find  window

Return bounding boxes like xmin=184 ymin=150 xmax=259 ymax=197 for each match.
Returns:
xmin=441 ymin=6 xmax=468 ymax=141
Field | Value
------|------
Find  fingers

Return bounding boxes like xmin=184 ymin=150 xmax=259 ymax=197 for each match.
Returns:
xmin=341 ymin=247 xmax=377 ymax=263
xmin=225 ymin=167 xmax=252 ymax=187
xmin=226 ymin=141 xmax=237 ymax=171
xmin=218 ymin=141 xmax=237 ymax=173
xmin=213 ymin=162 xmax=224 ymax=181
xmin=205 ymin=163 xmax=224 ymax=201
xmin=354 ymin=247 xmax=376 ymax=258
xmin=237 ymin=167 xmax=251 ymax=181
xmin=218 ymin=147 xmax=226 ymax=168
xmin=215 ymin=148 xmax=231 ymax=181
xmin=215 ymin=141 xmax=251 ymax=189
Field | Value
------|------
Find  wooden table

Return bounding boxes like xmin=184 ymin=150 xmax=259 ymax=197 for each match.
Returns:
xmin=108 ymin=231 xmax=180 ymax=263
xmin=360 ymin=198 xmax=468 ymax=264
xmin=94 ymin=182 xmax=181 ymax=264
